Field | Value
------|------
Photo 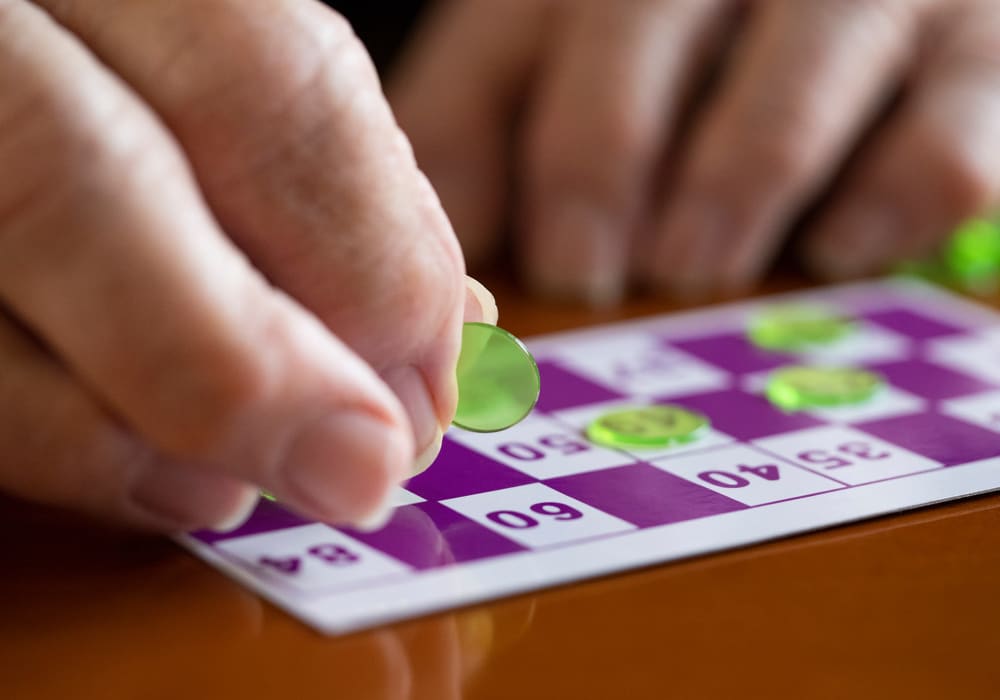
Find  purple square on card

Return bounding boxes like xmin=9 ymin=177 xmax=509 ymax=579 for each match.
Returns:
xmin=341 ymin=501 xmax=524 ymax=569
xmin=416 ymin=501 xmax=524 ymax=563
xmin=857 ymin=412 xmax=1000 ymax=466
xmin=866 ymin=308 xmax=969 ymax=340
xmin=868 ymin=359 xmax=994 ymax=400
xmin=671 ymin=333 xmax=792 ymax=375
xmin=671 ymin=389 xmax=823 ymax=441
xmin=407 ymin=438 xmax=535 ymax=501
xmin=189 ymin=499 xmax=308 ymax=545
xmin=534 ymin=361 xmax=626 ymax=412
xmin=545 ymin=463 xmax=746 ymax=528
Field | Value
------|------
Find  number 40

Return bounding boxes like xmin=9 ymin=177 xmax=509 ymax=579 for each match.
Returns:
xmin=698 ymin=463 xmax=780 ymax=489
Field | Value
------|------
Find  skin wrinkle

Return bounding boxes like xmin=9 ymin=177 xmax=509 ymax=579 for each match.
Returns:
xmin=55 ymin=0 xmax=464 ymax=379
xmin=130 ymin=10 xmax=461 ymax=341
xmin=0 ymin=1 xmax=424 ymax=529
xmin=198 ymin=32 xmax=380 ymax=199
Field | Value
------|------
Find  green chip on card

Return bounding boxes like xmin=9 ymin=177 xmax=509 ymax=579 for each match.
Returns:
xmin=586 ymin=405 xmax=708 ymax=449
xmin=766 ymin=365 xmax=883 ymax=411
xmin=748 ymin=306 xmax=853 ymax=351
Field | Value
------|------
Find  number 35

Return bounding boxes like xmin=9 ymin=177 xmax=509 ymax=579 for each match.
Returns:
xmin=797 ymin=441 xmax=889 ymax=470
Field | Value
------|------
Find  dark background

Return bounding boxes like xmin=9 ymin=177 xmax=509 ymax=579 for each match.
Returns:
xmin=321 ymin=1 xmax=428 ymax=73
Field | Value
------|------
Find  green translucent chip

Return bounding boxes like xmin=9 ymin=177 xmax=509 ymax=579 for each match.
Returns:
xmin=453 ymin=322 xmax=540 ymax=433
xmin=586 ymin=405 xmax=708 ymax=449
xmin=766 ymin=365 xmax=883 ymax=411
xmin=945 ymin=217 xmax=1000 ymax=286
xmin=895 ymin=217 xmax=1000 ymax=295
xmin=748 ymin=305 xmax=853 ymax=351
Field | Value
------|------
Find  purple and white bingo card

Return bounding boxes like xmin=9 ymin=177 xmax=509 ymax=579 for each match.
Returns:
xmin=179 ymin=279 xmax=1000 ymax=634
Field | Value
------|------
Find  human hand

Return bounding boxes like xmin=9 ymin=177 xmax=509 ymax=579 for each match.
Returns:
xmin=390 ymin=0 xmax=1000 ymax=303
xmin=0 ymin=0 xmax=496 ymax=531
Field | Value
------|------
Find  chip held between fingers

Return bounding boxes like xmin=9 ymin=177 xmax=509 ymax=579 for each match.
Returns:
xmin=407 ymin=276 xmax=498 ymax=478
xmin=410 ymin=277 xmax=501 ymax=477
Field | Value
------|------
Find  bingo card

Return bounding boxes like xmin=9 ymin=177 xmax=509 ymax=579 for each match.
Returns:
xmin=179 ymin=279 xmax=1000 ymax=634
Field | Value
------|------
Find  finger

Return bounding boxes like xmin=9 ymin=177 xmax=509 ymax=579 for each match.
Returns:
xmin=645 ymin=0 xmax=923 ymax=295
xmin=387 ymin=0 xmax=549 ymax=267
xmin=39 ymin=0 xmax=472 ymax=469
xmin=520 ymin=0 xmax=732 ymax=305
xmin=0 ymin=1 xmax=411 ymax=526
xmin=804 ymin=3 xmax=1000 ymax=277
xmin=0 ymin=312 xmax=257 ymax=532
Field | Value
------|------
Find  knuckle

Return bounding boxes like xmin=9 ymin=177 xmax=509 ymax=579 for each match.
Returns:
xmin=165 ymin=4 xmax=391 ymax=197
xmin=140 ymin=1 xmax=382 ymax=178
xmin=750 ymin=135 xmax=819 ymax=193
xmin=314 ymin=11 xmax=371 ymax=78
xmin=735 ymin=90 xmax=833 ymax=192
xmin=294 ymin=10 xmax=380 ymax=116
xmin=527 ymin=108 xmax=650 ymax=210
xmin=588 ymin=109 xmax=656 ymax=170
xmin=0 ymin=77 xmax=177 ymax=242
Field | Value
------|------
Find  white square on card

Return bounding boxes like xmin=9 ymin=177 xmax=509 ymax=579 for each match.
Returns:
xmin=799 ymin=321 xmax=909 ymax=366
xmin=447 ymin=414 xmax=636 ymax=478
xmin=552 ymin=399 xmax=735 ymax=461
xmin=650 ymin=444 xmax=844 ymax=506
xmin=753 ymin=425 xmax=941 ymax=486
xmin=216 ymin=524 xmax=409 ymax=593
xmin=442 ymin=483 xmax=634 ymax=548
xmin=804 ymin=385 xmax=925 ymax=424
xmin=928 ymin=333 xmax=1000 ymax=385
xmin=390 ymin=488 xmax=425 ymax=507
xmin=740 ymin=371 xmax=773 ymax=394
xmin=941 ymin=390 xmax=1000 ymax=434
xmin=550 ymin=333 xmax=728 ymax=398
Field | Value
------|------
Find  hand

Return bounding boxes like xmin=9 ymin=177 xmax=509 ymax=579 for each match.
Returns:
xmin=390 ymin=0 xmax=1000 ymax=303
xmin=0 ymin=0 xmax=495 ymax=531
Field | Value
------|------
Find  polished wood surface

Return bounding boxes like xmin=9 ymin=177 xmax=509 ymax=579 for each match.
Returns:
xmin=6 ymin=275 xmax=1000 ymax=699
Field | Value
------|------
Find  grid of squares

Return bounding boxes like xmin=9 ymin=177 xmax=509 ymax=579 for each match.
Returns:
xmin=190 ymin=297 xmax=1000 ymax=595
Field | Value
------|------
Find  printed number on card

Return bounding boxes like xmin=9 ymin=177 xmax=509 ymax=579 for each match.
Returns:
xmin=258 ymin=543 xmax=360 ymax=575
xmin=486 ymin=502 xmax=584 ymax=529
xmin=797 ymin=441 xmax=890 ymax=470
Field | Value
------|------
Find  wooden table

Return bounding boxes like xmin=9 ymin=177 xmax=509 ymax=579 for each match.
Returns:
xmin=6 ymin=274 xmax=1000 ymax=699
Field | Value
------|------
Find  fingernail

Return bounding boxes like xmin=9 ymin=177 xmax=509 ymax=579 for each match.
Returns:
xmin=282 ymin=413 xmax=409 ymax=523
xmin=464 ymin=276 xmax=499 ymax=325
xmin=383 ymin=364 xmax=441 ymax=462
xmin=212 ymin=489 xmax=260 ymax=532
xmin=808 ymin=205 xmax=898 ymax=279
xmin=411 ymin=425 xmax=444 ymax=476
xmin=526 ymin=200 xmax=627 ymax=307
xmin=130 ymin=463 xmax=258 ymax=532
